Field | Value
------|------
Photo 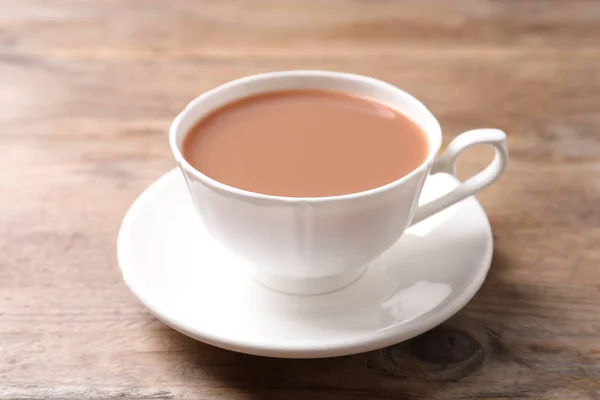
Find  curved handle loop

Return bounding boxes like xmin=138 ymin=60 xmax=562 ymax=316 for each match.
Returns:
xmin=411 ymin=129 xmax=509 ymax=226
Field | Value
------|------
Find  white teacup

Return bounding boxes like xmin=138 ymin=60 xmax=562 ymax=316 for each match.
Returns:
xmin=170 ymin=70 xmax=508 ymax=295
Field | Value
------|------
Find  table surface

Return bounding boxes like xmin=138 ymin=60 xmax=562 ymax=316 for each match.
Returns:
xmin=2 ymin=1 xmax=599 ymax=399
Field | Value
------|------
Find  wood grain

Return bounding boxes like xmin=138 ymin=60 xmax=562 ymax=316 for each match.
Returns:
xmin=1 ymin=1 xmax=599 ymax=399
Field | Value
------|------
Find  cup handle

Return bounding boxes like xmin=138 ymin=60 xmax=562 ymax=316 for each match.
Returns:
xmin=410 ymin=129 xmax=509 ymax=225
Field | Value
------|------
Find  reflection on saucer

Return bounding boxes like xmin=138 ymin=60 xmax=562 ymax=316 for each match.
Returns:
xmin=381 ymin=281 xmax=452 ymax=321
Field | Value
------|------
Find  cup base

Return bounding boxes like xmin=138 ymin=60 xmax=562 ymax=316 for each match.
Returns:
xmin=247 ymin=265 xmax=369 ymax=296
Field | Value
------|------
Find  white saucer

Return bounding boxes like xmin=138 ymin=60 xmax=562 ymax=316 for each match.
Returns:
xmin=118 ymin=169 xmax=493 ymax=358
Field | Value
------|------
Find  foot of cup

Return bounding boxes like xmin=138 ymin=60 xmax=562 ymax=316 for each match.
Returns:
xmin=248 ymin=266 xmax=368 ymax=296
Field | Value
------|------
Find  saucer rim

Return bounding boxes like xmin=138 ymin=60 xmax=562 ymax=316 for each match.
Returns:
xmin=118 ymin=168 xmax=493 ymax=358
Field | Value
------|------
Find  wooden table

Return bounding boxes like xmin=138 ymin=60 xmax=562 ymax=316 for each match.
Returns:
xmin=2 ymin=1 xmax=599 ymax=398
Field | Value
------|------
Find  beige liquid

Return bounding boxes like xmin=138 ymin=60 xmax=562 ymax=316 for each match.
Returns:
xmin=183 ymin=90 xmax=429 ymax=197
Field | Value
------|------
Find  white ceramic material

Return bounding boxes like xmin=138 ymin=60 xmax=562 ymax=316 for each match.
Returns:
xmin=118 ymin=169 xmax=493 ymax=358
xmin=169 ymin=70 xmax=508 ymax=295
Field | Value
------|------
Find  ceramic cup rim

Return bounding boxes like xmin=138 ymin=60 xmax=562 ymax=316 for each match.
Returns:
xmin=169 ymin=70 xmax=442 ymax=204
